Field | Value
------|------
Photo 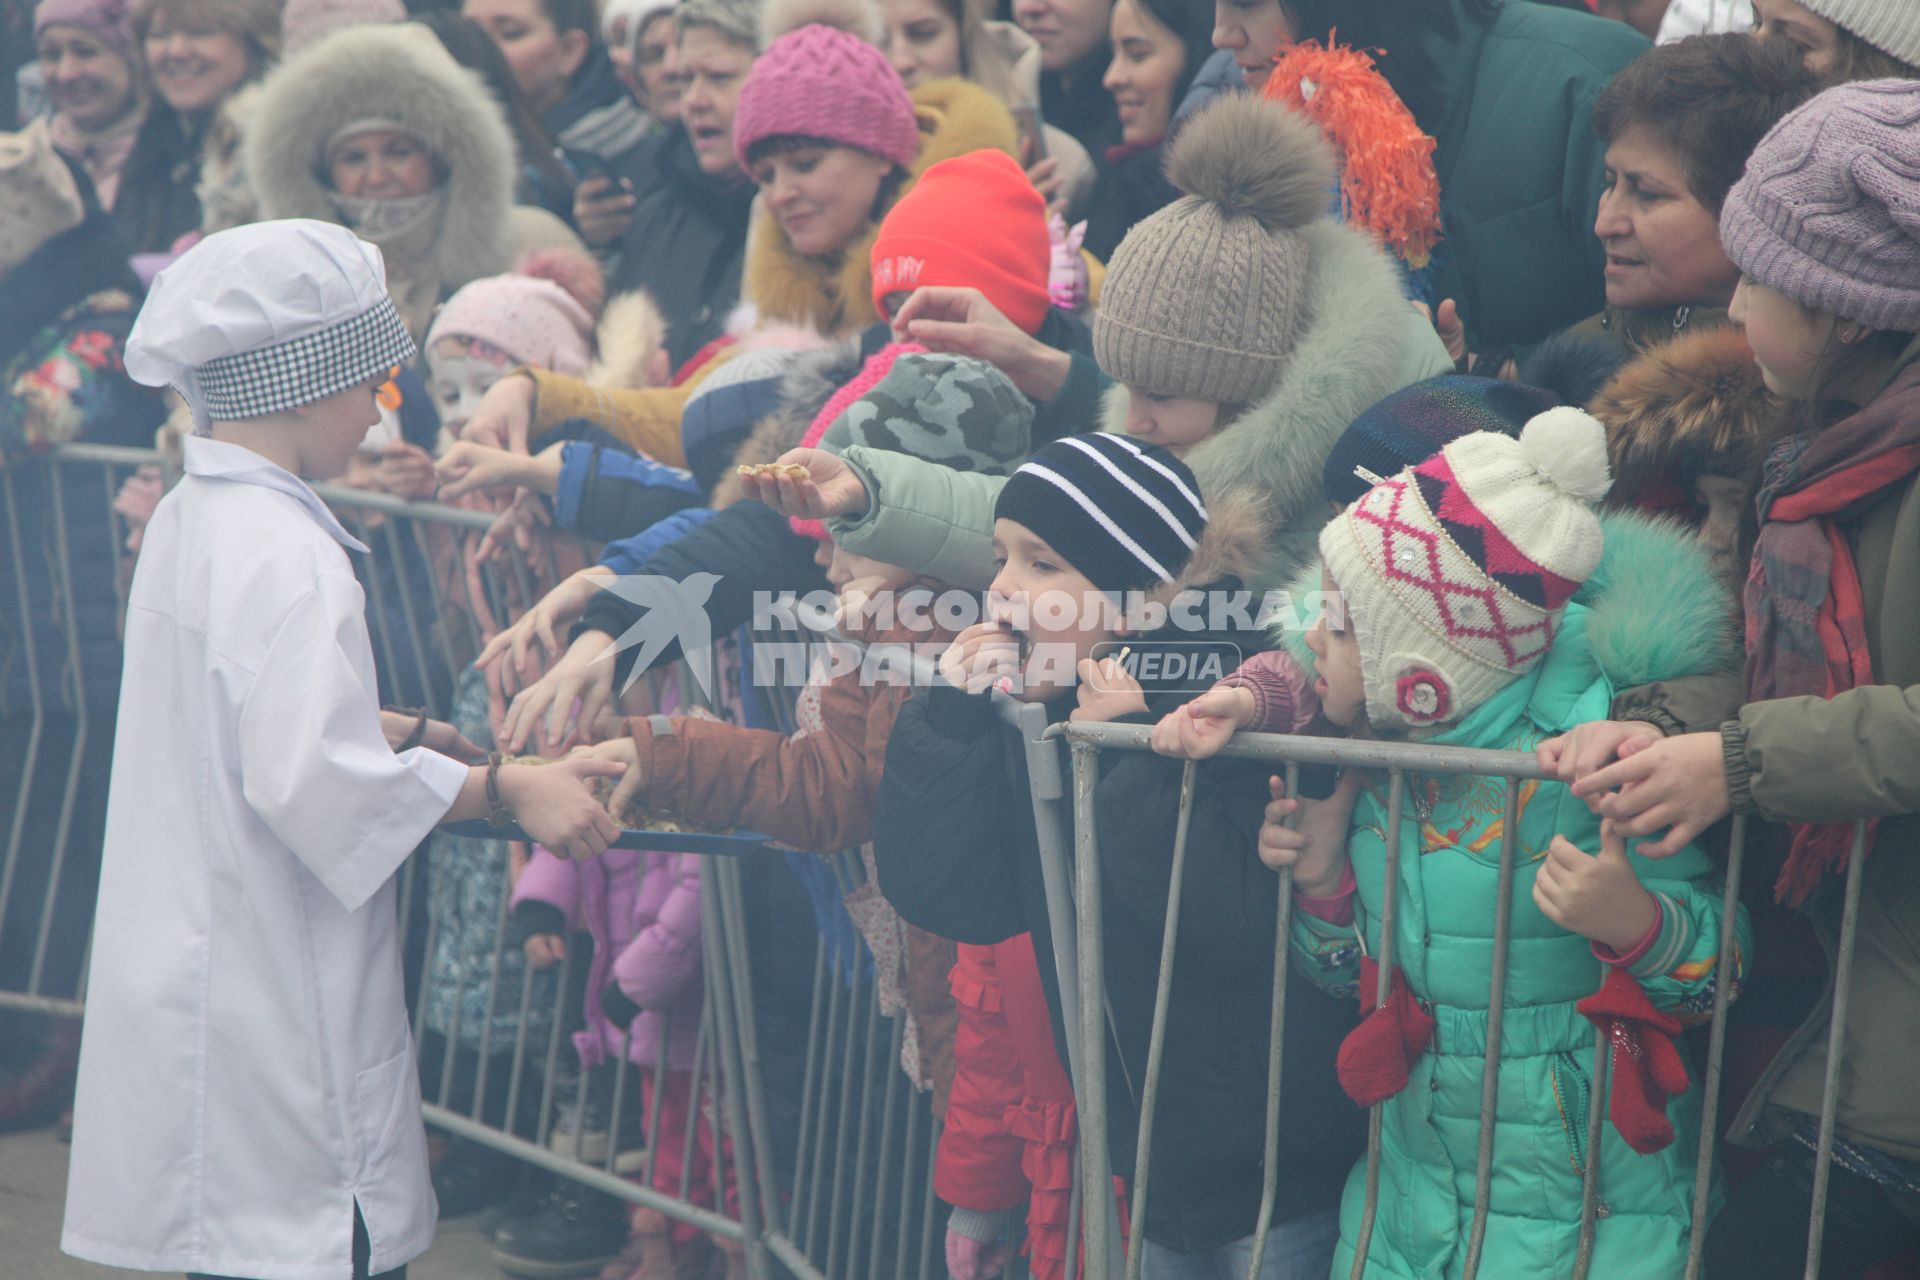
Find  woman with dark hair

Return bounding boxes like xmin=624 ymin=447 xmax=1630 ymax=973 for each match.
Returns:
xmin=415 ymin=7 xmax=576 ymax=216
xmin=1576 ymin=31 xmax=1821 ymax=355
xmin=1012 ymin=0 xmax=1120 ymax=169
xmin=463 ymin=0 xmax=651 ymax=166
xmin=1210 ymin=0 xmax=1648 ymax=353
xmin=1081 ymin=0 xmax=1213 ymax=259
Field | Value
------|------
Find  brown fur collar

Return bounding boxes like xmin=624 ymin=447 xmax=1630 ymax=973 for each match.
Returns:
xmin=1145 ymin=489 xmax=1271 ymax=608
xmin=741 ymin=77 xmax=1018 ymax=339
xmin=1590 ymin=326 xmax=1787 ymax=499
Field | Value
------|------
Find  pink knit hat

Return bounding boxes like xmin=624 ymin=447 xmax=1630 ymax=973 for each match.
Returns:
xmin=1720 ymin=79 xmax=1920 ymax=332
xmin=732 ymin=8 xmax=919 ymax=172
xmin=34 ymin=0 xmax=137 ymax=71
xmin=427 ymin=263 xmax=598 ymax=378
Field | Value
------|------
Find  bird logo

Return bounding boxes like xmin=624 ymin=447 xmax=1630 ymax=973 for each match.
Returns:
xmin=593 ymin=573 xmax=724 ymax=702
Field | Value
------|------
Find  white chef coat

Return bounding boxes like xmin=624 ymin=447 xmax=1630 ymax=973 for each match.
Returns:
xmin=62 ymin=436 xmax=470 ymax=1280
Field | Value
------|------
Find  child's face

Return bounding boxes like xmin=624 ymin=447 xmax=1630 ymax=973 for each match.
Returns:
xmin=1120 ymin=386 xmax=1221 ymax=454
xmin=988 ymin=517 xmax=1118 ymax=703
xmin=293 ymin=377 xmax=387 ymax=480
xmin=824 ymin=542 xmax=913 ymax=591
xmin=428 ymin=337 xmax=513 ymax=434
xmin=1729 ymin=276 xmax=1836 ymax=401
xmin=1304 ymin=568 xmax=1365 ymax=726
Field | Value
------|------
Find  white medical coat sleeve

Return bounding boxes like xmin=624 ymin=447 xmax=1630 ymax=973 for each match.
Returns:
xmin=237 ymin=568 xmax=469 ymax=911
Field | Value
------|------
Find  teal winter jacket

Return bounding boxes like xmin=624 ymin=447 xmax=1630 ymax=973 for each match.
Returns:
xmin=1292 ymin=514 xmax=1750 ymax=1279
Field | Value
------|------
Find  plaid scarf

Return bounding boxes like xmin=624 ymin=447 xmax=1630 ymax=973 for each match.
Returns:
xmin=1745 ymin=360 xmax=1920 ymax=905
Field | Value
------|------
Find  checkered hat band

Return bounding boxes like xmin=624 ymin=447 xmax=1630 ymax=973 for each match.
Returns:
xmin=194 ymin=296 xmax=415 ymax=422
xmin=1346 ymin=474 xmax=1556 ymax=670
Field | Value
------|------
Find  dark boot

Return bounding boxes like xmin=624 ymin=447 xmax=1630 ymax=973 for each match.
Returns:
xmin=0 ymin=1014 xmax=82 ymax=1133
xmin=430 ymin=1136 xmax=521 ymax=1217
xmin=491 ymin=1181 xmax=630 ymax=1280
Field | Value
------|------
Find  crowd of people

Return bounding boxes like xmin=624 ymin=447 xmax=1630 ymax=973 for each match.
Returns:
xmin=4 ymin=0 xmax=1920 ymax=1276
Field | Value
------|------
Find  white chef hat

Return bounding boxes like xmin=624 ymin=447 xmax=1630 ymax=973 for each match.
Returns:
xmin=125 ymin=219 xmax=416 ymax=434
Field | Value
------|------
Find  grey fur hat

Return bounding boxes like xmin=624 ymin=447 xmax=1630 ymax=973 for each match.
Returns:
xmin=675 ymin=0 xmax=762 ymax=48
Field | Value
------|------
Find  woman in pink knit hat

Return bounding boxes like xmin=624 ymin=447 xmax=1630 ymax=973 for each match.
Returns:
xmin=32 ymin=0 xmax=145 ymax=209
xmin=731 ymin=0 xmax=1024 ymax=336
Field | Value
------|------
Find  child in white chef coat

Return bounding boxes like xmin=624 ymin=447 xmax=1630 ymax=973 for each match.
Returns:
xmin=60 ymin=220 xmax=629 ymax=1280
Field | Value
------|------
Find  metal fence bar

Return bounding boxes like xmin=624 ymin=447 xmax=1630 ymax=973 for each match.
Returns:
xmin=26 ymin=476 xmax=89 ymax=996
xmin=1348 ymin=769 xmax=1406 ymax=1279
xmin=534 ymin=940 xmax=578 ymax=1151
xmin=644 ymin=1006 xmax=672 ymax=1186
xmin=1686 ymin=815 xmax=1748 ymax=1280
xmin=699 ymin=857 xmax=770 ymax=1279
xmin=1122 ymin=759 xmax=1196 ymax=1280
xmin=1804 ymin=820 xmax=1869 ymax=1279
xmin=866 ymin=1012 xmax=906 ymax=1280
xmin=0 ymin=466 xmax=48 ymax=949
xmin=893 ymin=1082 xmax=923 ymax=1280
xmin=1068 ymin=740 xmax=1115 ymax=1280
xmin=469 ymin=870 xmax=515 ymax=1121
xmin=790 ymin=937 xmax=829 ymax=1234
xmin=1459 ymin=780 xmax=1522 ymax=1280
xmin=1245 ymin=758 xmax=1301 ymax=1280
xmin=715 ymin=857 xmax=786 ymax=1238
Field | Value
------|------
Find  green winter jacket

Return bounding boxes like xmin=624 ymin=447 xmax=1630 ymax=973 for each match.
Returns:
xmin=828 ymin=220 xmax=1454 ymax=591
xmin=1292 ymin=515 xmax=1751 ymax=1280
xmin=1723 ymin=344 xmax=1920 ymax=1164
xmin=1419 ymin=0 xmax=1648 ymax=353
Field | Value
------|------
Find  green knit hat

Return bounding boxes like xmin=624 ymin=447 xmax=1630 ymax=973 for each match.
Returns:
xmin=1092 ymin=95 xmax=1336 ymax=406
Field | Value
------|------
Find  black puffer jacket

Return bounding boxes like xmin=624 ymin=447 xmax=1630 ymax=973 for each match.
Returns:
xmin=873 ymin=557 xmax=1363 ymax=1251
xmin=608 ymin=126 xmax=753 ymax=370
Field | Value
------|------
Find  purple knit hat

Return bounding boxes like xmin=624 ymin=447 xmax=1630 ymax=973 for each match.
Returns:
xmin=1720 ymin=79 xmax=1920 ymax=332
xmin=33 ymin=0 xmax=137 ymax=71
xmin=732 ymin=23 xmax=919 ymax=172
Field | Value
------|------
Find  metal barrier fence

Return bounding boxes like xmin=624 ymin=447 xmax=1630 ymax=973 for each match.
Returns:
xmin=1040 ymin=719 xmax=1865 ymax=1280
xmin=1 ymin=447 xmax=959 ymax=1280
xmin=0 ymin=446 xmax=1881 ymax=1279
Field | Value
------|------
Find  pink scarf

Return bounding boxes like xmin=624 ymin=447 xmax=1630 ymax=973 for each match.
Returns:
xmin=49 ymin=101 xmax=145 ymax=210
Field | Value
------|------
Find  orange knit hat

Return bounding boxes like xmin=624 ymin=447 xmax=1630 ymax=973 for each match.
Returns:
xmin=868 ymin=149 xmax=1052 ymax=336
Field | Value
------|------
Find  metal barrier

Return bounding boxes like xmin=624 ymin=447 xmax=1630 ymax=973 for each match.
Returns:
xmin=1040 ymin=719 xmax=1865 ymax=1280
xmin=0 ymin=445 xmax=1885 ymax=1280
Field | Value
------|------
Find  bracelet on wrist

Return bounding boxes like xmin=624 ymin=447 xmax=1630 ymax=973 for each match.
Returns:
xmin=485 ymin=752 xmax=514 ymax=828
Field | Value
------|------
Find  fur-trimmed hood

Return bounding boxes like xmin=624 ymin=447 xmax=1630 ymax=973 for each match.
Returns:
xmin=1103 ymin=218 xmax=1452 ymax=597
xmin=244 ymin=23 xmax=524 ymax=337
xmin=742 ymin=76 xmax=1019 ymax=338
xmin=1590 ymin=326 xmax=1786 ymax=503
xmin=707 ymin=337 xmax=868 ymax=507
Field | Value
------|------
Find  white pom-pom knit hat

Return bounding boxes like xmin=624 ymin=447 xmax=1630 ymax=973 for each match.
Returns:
xmin=1318 ymin=406 xmax=1612 ymax=732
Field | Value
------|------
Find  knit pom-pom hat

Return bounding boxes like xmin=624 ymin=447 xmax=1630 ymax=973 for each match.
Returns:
xmin=1319 ymin=407 xmax=1612 ymax=732
xmin=731 ymin=0 xmax=919 ymax=172
xmin=426 ymin=248 xmax=602 ymax=378
xmin=1093 ymin=94 xmax=1336 ymax=406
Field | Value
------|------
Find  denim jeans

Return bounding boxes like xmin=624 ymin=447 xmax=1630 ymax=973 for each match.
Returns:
xmin=1141 ymin=1208 xmax=1341 ymax=1280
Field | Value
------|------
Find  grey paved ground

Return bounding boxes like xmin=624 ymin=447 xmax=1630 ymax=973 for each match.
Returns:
xmin=0 ymin=1127 xmax=498 ymax=1280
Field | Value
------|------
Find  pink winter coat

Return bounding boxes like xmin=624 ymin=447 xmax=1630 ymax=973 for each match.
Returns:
xmin=511 ymin=847 xmax=704 ymax=1073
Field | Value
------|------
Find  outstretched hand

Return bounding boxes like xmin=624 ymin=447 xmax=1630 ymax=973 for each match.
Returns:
xmin=736 ymin=448 xmax=870 ymax=520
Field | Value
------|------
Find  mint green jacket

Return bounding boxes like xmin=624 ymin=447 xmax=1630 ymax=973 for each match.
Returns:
xmin=1293 ymin=519 xmax=1750 ymax=1279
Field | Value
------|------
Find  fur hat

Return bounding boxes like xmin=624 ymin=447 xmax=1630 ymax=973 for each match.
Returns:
xmin=732 ymin=0 xmax=918 ymax=171
xmin=1320 ymin=408 xmax=1612 ymax=732
xmin=673 ymin=0 xmax=761 ymax=48
xmin=1093 ymin=95 xmax=1336 ymax=405
xmin=1591 ymin=326 xmax=1787 ymax=502
xmin=245 ymin=23 xmax=517 ymax=334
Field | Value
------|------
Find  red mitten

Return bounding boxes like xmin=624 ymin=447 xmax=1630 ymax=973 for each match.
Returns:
xmin=1336 ymin=956 xmax=1437 ymax=1107
xmin=1576 ymin=967 xmax=1690 ymax=1155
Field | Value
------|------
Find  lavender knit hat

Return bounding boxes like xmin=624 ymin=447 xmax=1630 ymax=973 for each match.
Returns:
xmin=1719 ymin=79 xmax=1920 ymax=332
xmin=732 ymin=0 xmax=918 ymax=171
